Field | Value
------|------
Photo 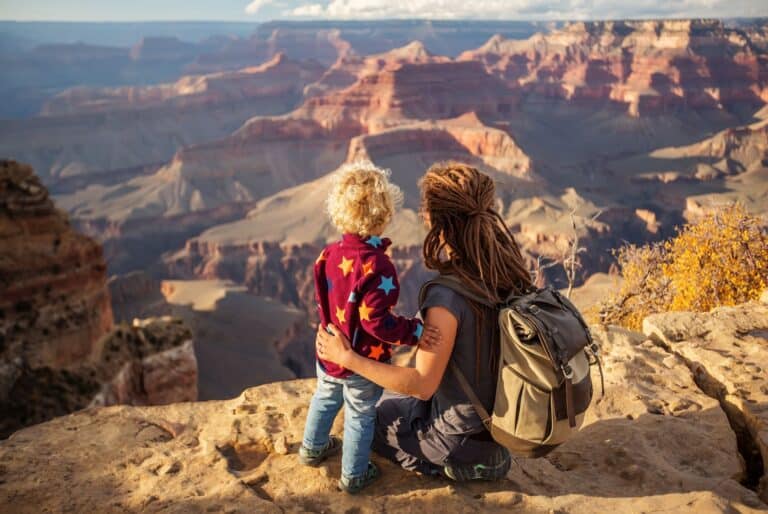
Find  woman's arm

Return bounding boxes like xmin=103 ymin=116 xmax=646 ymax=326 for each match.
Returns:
xmin=316 ymin=306 xmax=458 ymax=400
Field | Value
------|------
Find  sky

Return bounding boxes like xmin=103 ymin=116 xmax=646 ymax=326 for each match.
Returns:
xmin=1 ymin=0 xmax=767 ymax=22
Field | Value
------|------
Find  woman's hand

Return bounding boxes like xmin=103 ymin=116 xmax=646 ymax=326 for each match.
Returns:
xmin=316 ymin=325 xmax=353 ymax=366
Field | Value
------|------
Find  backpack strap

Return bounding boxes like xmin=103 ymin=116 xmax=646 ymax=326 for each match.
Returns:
xmin=449 ymin=361 xmax=493 ymax=431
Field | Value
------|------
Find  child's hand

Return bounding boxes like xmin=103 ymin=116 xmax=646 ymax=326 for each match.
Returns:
xmin=418 ymin=323 xmax=442 ymax=349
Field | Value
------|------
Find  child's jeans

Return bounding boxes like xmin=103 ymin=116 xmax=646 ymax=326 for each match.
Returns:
xmin=302 ymin=362 xmax=383 ymax=478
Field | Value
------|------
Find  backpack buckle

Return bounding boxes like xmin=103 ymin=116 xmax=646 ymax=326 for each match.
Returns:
xmin=561 ymin=364 xmax=574 ymax=379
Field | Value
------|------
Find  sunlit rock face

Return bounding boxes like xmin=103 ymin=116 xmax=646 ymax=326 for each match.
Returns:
xmin=460 ymin=19 xmax=768 ymax=116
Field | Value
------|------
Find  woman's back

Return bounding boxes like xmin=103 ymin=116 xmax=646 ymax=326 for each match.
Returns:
xmin=420 ymin=283 xmax=496 ymax=436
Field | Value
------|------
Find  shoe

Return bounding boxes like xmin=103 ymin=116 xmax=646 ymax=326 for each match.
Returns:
xmin=338 ymin=461 xmax=380 ymax=494
xmin=443 ymin=448 xmax=511 ymax=481
xmin=298 ymin=435 xmax=342 ymax=466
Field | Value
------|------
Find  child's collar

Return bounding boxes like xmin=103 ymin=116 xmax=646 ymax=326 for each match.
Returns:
xmin=341 ymin=233 xmax=392 ymax=251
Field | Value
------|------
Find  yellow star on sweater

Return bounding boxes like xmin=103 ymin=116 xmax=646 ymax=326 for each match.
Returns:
xmin=362 ymin=260 xmax=375 ymax=276
xmin=335 ymin=305 xmax=347 ymax=324
xmin=359 ymin=300 xmax=374 ymax=322
xmin=338 ymin=256 xmax=354 ymax=276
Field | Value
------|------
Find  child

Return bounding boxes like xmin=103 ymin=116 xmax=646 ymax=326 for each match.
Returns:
xmin=299 ymin=161 xmax=427 ymax=494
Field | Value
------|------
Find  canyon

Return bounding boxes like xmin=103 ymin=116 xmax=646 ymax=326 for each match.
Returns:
xmin=0 ymin=18 xmax=767 ymax=511
xmin=1 ymin=18 xmax=767 ymax=402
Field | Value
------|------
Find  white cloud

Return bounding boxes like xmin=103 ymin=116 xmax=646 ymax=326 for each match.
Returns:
xmin=279 ymin=0 xmax=768 ymax=20
xmin=290 ymin=3 xmax=326 ymax=16
xmin=245 ymin=0 xmax=274 ymax=15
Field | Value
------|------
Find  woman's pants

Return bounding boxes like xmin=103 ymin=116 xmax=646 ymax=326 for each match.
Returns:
xmin=371 ymin=391 xmax=507 ymax=476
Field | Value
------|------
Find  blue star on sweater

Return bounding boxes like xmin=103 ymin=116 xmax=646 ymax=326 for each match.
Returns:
xmin=366 ymin=235 xmax=383 ymax=248
xmin=414 ymin=323 xmax=424 ymax=340
xmin=377 ymin=275 xmax=396 ymax=295
xmin=348 ymin=292 xmax=357 ymax=303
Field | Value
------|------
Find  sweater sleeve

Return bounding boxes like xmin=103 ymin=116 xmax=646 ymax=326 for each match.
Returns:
xmin=354 ymin=254 xmax=423 ymax=346
xmin=313 ymin=248 xmax=331 ymax=330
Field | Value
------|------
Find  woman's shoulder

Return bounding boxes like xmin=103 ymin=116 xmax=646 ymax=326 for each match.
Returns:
xmin=419 ymin=282 xmax=470 ymax=324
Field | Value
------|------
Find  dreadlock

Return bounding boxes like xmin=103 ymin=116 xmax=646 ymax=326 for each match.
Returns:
xmin=419 ymin=161 xmax=533 ymax=382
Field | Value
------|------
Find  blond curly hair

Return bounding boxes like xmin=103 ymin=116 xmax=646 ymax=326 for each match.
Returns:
xmin=326 ymin=161 xmax=403 ymax=236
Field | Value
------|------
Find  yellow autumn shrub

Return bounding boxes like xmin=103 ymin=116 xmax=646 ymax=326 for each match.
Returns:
xmin=599 ymin=203 xmax=768 ymax=330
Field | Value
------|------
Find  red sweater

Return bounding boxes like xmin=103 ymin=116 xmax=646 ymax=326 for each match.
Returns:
xmin=314 ymin=233 xmax=424 ymax=378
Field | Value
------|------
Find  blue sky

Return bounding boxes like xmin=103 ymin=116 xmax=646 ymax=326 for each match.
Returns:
xmin=1 ymin=0 xmax=766 ymax=21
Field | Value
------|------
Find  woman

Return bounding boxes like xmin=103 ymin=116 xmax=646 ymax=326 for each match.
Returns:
xmin=316 ymin=161 xmax=533 ymax=481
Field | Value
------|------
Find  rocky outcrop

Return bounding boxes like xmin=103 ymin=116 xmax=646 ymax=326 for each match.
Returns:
xmin=643 ymin=296 xmax=768 ymax=501
xmin=303 ymin=40 xmax=450 ymax=98
xmin=2 ymin=304 xmax=767 ymax=512
xmin=460 ymin=19 xmax=768 ymax=117
xmin=0 ymin=161 xmax=197 ymax=438
xmin=296 ymin=60 xmax=520 ymax=133
xmin=0 ymin=160 xmax=114 ymax=370
xmin=346 ymin=112 xmax=534 ymax=181
xmin=0 ymin=316 xmax=197 ymax=439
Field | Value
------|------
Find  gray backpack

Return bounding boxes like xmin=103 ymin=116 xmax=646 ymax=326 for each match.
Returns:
xmin=419 ymin=275 xmax=604 ymax=458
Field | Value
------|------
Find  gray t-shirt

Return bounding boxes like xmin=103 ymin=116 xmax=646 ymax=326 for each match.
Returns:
xmin=420 ymin=283 xmax=497 ymax=436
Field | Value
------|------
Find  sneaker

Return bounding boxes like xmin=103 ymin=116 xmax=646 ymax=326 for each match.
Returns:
xmin=338 ymin=461 xmax=380 ymax=494
xmin=443 ymin=448 xmax=511 ymax=481
xmin=298 ymin=435 xmax=342 ymax=466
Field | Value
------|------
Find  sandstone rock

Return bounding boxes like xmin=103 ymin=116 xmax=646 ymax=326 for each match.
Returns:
xmin=643 ymin=301 xmax=768 ymax=501
xmin=0 ymin=316 xmax=197 ymax=439
xmin=0 ymin=162 xmax=198 ymax=438
xmin=1 ymin=318 xmax=766 ymax=512
xmin=303 ymin=40 xmax=451 ymax=99
xmin=460 ymin=19 xmax=768 ymax=117
xmin=0 ymin=159 xmax=113 ymax=370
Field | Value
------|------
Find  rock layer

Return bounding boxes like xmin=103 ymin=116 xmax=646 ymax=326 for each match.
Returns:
xmin=0 ymin=161 xmax=198 ymax=438
xmin=643 ymin=297 xmax=768 ymax=501
xmin=460 ymin=19 xmax=768 ymax=117
xmin=0 ymin=159 xmax=113 ymax=370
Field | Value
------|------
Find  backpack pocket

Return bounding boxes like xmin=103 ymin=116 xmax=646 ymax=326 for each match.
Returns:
xmin=494 ymin=363 xmax=553 ymax=443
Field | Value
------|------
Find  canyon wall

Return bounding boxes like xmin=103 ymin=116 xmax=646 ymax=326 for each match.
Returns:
xmin=0 ymin=160 xmax=197 ymax=438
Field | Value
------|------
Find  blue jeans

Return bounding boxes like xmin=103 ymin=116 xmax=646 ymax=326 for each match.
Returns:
xmin=302 ymin=362 xmax=383 ymax=478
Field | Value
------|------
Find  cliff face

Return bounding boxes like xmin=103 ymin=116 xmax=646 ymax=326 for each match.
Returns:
xmin=2 ymin=297 xmax=767 ymax=513
xmin=0 ymin=161 xmax=197 ymax=438
xmin=0 ymin=159 xmax=114 ymax=371
xmin=460 ymin=19 xmax=768 ymax=117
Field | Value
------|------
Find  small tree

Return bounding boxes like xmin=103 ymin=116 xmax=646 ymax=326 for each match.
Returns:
xmin=663 ymin=203 xmax=768 ymax=312
xmin=599 ymin=203 xmax=768 ymax=330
